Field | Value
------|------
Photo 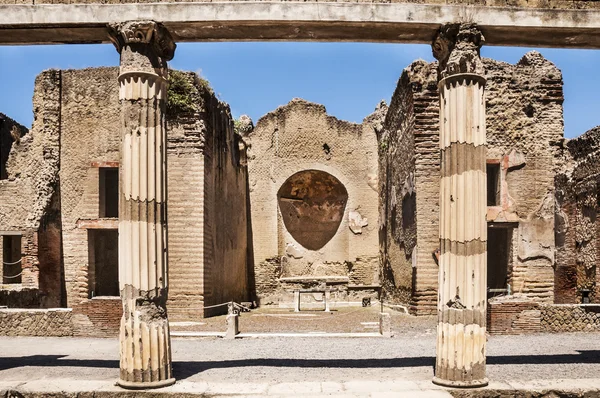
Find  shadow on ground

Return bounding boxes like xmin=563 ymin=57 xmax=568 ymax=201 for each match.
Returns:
xmin=1 ymin=351 xmax=599 ymax=380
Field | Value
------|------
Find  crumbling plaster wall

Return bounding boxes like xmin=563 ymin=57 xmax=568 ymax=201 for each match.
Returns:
xmin=380 ymin=52 xmax=563 ymax=314
xmin=247 ymin=99 xmax=380 ymax=303
xmin=0 ymin=71 xmax=62 ymax=306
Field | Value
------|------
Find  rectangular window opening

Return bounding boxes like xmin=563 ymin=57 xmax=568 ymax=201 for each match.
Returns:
xmin=487 ymin=163 xmax=501 ymax=207
xmin=2 ymin=235 xmax=22 ymax=284
xmin=487 ymin=226 xmax=512 ymax=299
xmin=99 ymin=167 xmax=119 ymax=218
xmin=88 ymin=229 xmax=119 ymax=297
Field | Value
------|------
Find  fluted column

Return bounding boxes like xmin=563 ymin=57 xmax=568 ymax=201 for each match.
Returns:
xmin=432 ymin=23 xmax=488 ymax=388
xmin=108 ymin=21 xmax=176 ymax=389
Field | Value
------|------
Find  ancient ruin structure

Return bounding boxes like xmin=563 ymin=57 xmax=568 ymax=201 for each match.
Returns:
xmin=246 ymin=99 xmax=382 ymax=307
xmin=3 ymin=0 xmax=600 ymax=385
xmin=379 ymin=50 xmax=564 ymax=318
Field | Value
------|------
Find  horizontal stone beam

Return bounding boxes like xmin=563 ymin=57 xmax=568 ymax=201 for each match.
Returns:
xmin=1 ymin=2 xmax=600 ymax=48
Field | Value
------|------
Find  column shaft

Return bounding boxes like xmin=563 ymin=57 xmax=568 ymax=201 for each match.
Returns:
xmin=432 ymin=24 xmax=488 ymax=388
xmin=109 ymin=21 xmax=176 ymax=389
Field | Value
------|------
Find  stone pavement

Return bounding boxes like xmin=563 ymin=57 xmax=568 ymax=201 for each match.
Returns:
xmin=1 ymin=334 xmax=600 ymax=397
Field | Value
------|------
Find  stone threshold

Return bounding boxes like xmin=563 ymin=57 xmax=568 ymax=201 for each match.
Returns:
xmin=2 ymin=378 xmax=600 ymax=397
xmin=170 ymin=331 xmax=383 ymax=338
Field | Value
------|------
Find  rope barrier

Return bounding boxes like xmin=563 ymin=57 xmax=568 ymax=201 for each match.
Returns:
xmin=2 ymin=258 xmax=22 ymax=265
xmin=202 ymin=302 xmax=230 ymax=310
xmin=2 ymin=271 xmax=23 ymax=279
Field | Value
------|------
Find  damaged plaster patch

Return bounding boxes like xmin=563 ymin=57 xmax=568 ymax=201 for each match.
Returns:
xmin=349 ymin=210 xmax=368 ymax=234
xmin=518 ymin=193 xmax=555 ymax=264
xmin=285 ymin=243 xmax=304 ymax=259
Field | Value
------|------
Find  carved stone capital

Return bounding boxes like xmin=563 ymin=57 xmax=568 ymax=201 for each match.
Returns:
xmin=108 ymin=20 xmax=176 ymax=61
xmin=432 ymin=23 xmax=485 ymax=80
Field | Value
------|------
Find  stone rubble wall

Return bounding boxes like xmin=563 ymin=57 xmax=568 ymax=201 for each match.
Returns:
xmin=0 ymin=308 xmax=73 ymax=337
xmin=541 ymin=304 xmax=600 ymax=332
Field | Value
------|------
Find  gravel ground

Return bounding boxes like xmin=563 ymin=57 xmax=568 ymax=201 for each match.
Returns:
xmin=171 ymin=305 xmax=437 ymax=335
xmin=1 ymin=332 xmax=599 ymax=384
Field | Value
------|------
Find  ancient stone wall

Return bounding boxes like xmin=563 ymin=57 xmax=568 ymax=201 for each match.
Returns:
xmin=247 ymin=99 xmax=380 ymax=304
xmin=381 ymin=52 xmax=564 ymax=314
xmin=485 ymin=52 xmax=563 ymax=303
xmin=564 ymin=127 xmax=600 ymax=303
xmin=379 ymin=60 xmax=440 ymax=315
xmin=541 ymin=304 xmax=600 ymax=332
xmin=0 ymin=71 xmax=62 ymax=306
xmin=487 ymin=296 xmax=541 ymax=335
xmin=166 ymin=71 xmax=249 ymax=317
xmin=0 ymin=308 xmax=73 ymax=337
xmin=488 ymin=300 xmax=600 ymax=334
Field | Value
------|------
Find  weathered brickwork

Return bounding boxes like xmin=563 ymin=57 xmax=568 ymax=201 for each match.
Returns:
xmin=247 ymin=99 xmax=381 ymax=305
xmin=380 ymin=52 xmax=564 ymax=315
xmin=489 ymin=301 xmax=600 ymax=334
xmin=71 ymin=297 xmax=121 ymax=337
xmin=487 ymin=297 xmax=541 ymax=335
xmin=167 ymin=71 xmax=250 ymax=318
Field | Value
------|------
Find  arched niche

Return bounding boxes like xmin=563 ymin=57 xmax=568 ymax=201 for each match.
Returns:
xmin=277 ymin=170 xmax=348 ymax=251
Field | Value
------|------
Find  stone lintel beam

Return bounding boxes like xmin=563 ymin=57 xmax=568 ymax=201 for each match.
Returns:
xmin=432 ymin=23 xmax=488 ymax=389
xmin=2 ymin=3 xmax=600 ymax=48
xmin=110 ymin=20 xmax=177 ymax=390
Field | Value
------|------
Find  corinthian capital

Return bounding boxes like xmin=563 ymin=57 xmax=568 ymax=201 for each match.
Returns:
xmin=108 ymin=20 xmax=176 ymax=61
xmin=432 ymin=23 xmax=485 ymax=80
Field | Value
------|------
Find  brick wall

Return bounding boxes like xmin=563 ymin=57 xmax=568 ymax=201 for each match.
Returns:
xmin=487 ymin=298 xmax=541 ymax=335
xmin=489 ymin=301 xmax=600 ymax=334
xmin=166 ymin=71 xmax=249 ymax=319
xmin=71 ymin=297 xmax=121 ymax=337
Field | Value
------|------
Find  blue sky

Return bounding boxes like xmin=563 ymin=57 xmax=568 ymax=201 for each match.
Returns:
xmin=0 ymin=42 xmax=599 ymax=138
